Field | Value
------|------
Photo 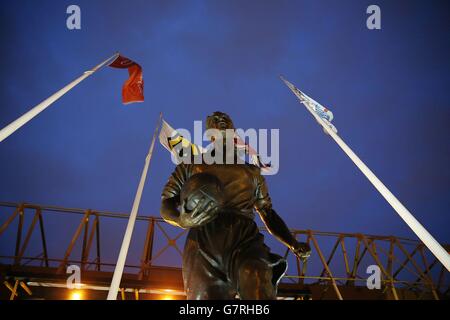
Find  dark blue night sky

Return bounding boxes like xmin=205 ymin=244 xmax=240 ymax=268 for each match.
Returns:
xmin=0 ymin=1 xmax=449 ymax=270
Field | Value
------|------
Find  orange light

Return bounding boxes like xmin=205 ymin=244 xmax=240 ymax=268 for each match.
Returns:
xmin=69 ymin=290 xmax=83 ymax=300
xmin=161 ymin=294 xmax=173 ymax=300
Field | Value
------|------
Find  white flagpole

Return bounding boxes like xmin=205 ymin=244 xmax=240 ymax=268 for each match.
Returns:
xmin=0 ymin=52 xmax=120 ymax=143
xmin=281 ymin=76 xmax=450 ymax=272
xmin=107 ymin=113 xmax=163 ymax=300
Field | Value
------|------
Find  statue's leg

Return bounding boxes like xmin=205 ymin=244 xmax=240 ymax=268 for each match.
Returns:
xmin=186 ymin=282 xmax=235 ymax=300
xmin=184 ymin=257 xmax=236 ymax=300
xmin=183 ymin=231 xmax=236 ymax=300
xmin=237 ymin=259 xmax=276 ymax=300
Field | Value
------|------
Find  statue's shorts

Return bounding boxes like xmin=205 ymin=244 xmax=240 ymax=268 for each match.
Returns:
xmin=182 ymin=212 xmax=287 ymax=299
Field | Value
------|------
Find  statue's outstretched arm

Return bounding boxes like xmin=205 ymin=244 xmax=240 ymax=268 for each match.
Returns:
xmin=254 ymin=174 xmax=311 ymax=260
xmin=257 ymin=206 xmax=299 ymax=250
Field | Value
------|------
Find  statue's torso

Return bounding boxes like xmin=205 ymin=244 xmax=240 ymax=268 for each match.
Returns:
xmin=173 ymin=162 xmax=262 ymax=219
xmin=190 ymin=163 xmax=260 ymax=218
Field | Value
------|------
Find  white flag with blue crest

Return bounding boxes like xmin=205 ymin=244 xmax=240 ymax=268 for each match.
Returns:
xmin=280 ymin=76 xmax=338 ymax=134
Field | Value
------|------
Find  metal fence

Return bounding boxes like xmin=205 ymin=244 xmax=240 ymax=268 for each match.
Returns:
xmin=0 ymin=202 xmax=448 ymax=300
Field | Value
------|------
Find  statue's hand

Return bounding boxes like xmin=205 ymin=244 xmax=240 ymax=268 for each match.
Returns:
xmin=179 ymin=194 xmax=220 ymax=228
xmin=291 ymin=241 xmax=311 ymax=262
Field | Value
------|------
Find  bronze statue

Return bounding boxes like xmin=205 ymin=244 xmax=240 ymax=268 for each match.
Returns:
xmin=160 ymin=111 xmax=311 ymax=299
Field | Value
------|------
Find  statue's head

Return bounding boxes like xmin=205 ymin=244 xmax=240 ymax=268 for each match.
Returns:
xmin=205 ymin=111 xmax=240 ymax=160
xmin=206 ymin=111 xmax=235 ymax=131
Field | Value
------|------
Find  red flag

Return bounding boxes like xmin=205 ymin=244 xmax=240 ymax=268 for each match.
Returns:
xmin=109 ymin=55 xmax=144 ymax=105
